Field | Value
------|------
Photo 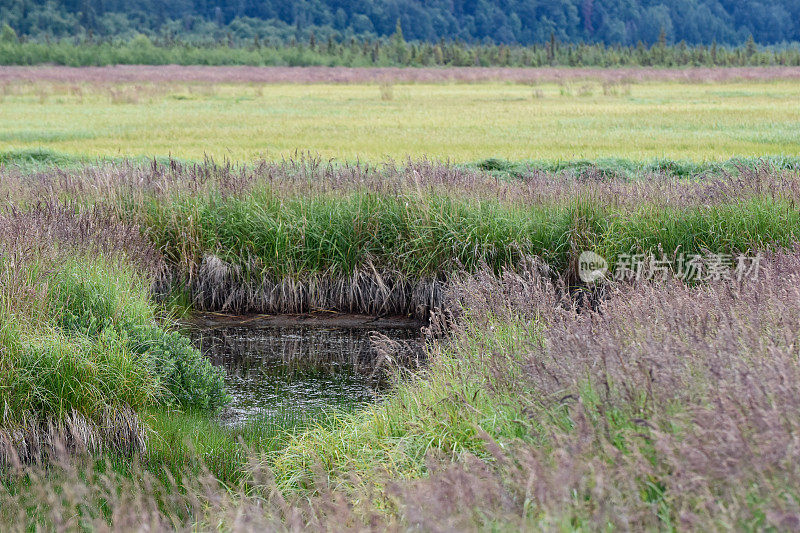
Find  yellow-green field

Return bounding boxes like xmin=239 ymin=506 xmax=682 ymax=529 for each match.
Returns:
xmin=2 ymin=79 xmax=800 ymax=161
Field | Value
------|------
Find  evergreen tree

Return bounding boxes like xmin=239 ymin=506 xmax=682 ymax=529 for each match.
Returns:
xmin=0 ymin=24 xmax=17 ymax=43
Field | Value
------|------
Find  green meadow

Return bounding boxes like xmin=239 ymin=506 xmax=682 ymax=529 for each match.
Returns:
xmin=3 ymin=79 xmax=800 ymax=162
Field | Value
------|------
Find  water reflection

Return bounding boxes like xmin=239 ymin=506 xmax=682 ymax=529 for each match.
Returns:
xmin=188 ymin=324 xmax=423 ymax=425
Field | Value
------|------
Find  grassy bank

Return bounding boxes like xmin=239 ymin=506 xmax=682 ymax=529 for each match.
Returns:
xmin=5 ymin=158 xmax=800 ymax=315
xmin=142 ymin=191 xmax=797 ymax=274
xmin=115 ymin=159 xmax=800 ymax=314
xmin=2 ymin=158 xmax=800 ymax=528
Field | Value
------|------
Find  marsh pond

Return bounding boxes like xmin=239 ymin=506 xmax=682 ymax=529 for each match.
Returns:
xmin=183 ymin=314 xmax=425 ymax=426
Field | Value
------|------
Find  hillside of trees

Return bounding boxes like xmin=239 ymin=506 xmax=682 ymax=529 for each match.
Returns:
xmin=3 ymin=0 xmax=800 ymax=47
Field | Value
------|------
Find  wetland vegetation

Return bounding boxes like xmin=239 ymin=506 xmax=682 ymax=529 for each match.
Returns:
xmin=2 ymin=25 xmax=800 ymax=523
xmin=2 ymin=156 xmax=800 ymax=529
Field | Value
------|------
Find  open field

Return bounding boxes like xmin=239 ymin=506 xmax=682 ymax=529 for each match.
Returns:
xmin=2 ymin=67 xmax=800 ymax=161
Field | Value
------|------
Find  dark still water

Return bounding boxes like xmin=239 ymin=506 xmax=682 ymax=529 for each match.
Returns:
xmin=186 ymin=319 xmax=424 ymax=426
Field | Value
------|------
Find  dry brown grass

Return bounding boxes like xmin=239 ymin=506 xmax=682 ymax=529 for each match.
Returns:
xmin=0 ymin=409 xmax=145 ymax=468
xmin=182 ymin=254 xmax=441 ymax=319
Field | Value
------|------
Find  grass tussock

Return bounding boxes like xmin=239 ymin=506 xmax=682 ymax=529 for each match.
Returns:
xmin=0 ymin=203 xmax=227 ymax=464
xmin=112 ymin=160 xmax=800 ymax=312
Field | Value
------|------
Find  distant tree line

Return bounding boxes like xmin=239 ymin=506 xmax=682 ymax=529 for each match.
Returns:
xmin=4 ymin=0 xmax=800 ymax=47
xmin=1 ymin=24 xmax=798 ymax=67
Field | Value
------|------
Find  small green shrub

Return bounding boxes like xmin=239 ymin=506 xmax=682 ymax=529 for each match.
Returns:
xmin=127 ymin=324 xmax=227 ymax=409
xmin=477 ymin=157 xmax=512 ymax=172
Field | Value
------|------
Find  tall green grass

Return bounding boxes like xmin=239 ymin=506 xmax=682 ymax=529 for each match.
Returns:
xmin=0 ymin=257 xmax=227 ymax=431
xmin=271 ymin=320 xmax=538 ymax=491
xmin=137 ymin=189 xmax=800 ymax=283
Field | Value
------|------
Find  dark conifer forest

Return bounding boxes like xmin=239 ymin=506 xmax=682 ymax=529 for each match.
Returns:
xmin=4 ymin=0 xmax=800 ymax=46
